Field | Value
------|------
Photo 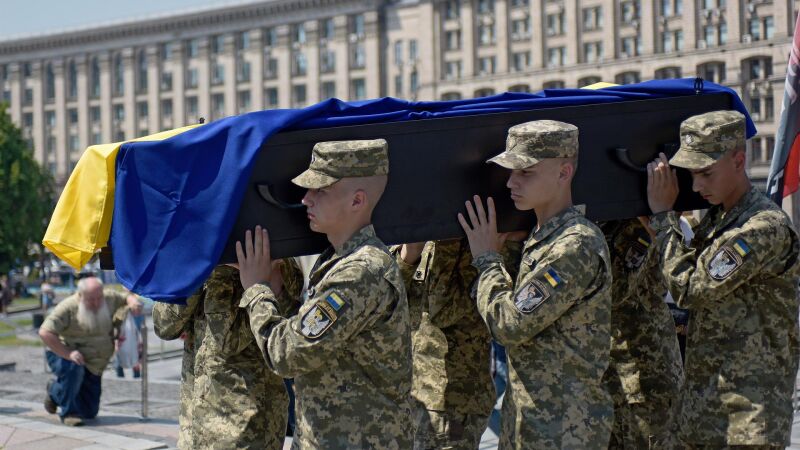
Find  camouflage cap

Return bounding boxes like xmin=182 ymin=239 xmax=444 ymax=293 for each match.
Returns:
xmin=487 ymin=120 xmax=579 ymax=169
xmin=291 ymin=139 xmax=389 ymax=189
xmin=670 ymin=110 xmax=746 ymax=170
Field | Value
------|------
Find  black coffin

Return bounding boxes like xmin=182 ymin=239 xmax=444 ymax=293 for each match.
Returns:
xmin=214 ymin=93 xmax=730 ymax=262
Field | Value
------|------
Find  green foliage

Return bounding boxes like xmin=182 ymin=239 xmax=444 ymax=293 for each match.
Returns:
xmin=0 ymin=103 xmax=54 ymax=273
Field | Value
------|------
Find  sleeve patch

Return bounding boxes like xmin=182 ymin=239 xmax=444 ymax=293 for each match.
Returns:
xmin=514 ymin=280 xmax=550 ymax=314
xmin=732 ymin=238 xmax=751 ymax=257
xmin=624 ymin=243 xmax=648 ymax=270
xmin=300 ymin=295 xmax=343 ymax=339
xmin=706 ymin=247 xmax=743 ymax=281
xmin=543 ymin=267 xmax=563 ymax=288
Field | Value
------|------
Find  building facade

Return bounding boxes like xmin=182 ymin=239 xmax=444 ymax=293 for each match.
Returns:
xmin=0 ymin=0 xmax=796 ymax=197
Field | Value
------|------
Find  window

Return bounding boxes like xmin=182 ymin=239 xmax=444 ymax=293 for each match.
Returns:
xmin=23 ymin=88 xmax=32 ymax=106
xmin=478 ymin=56 xmax=496 ymax=75
xmin=351 ymin=78 xmax=366 ymax=100
xmin=351 ymin=43 xmax=366 ymax=69
xmin=212 ymin=62 xmax=225 ymax=85
xmin=441 ymin=92 xmax=462 ymax=101
xmin=264 ymin=57 xmax=278 ymax=79
xmin=621 ymin=37 xmax=639 ymax=57
xmin=113 ymin=104 xmax=125 ymax=122
xmin=395 ymin=75 xmax=403 ymax=96
xmin=745 ymin=57 xmax=772 ymax=81
xmin=547 ymin=47 xmax=567 ymax=67
xmin=237 ymin=32 xmax=250 ymax=51
xmin=292 ymin=84 xmax=307 ymax=108
xmin=661 ymin=30 xmax=683 ymax=53
xmin=161 ymin=72 xmax=173 ymax=91
xmin=697 ymin=61 xmax=726 ymax=83
xmin=510 ymin=0 xmax=528 ymax=7
xmin=582 ymin=6 xmax=603 ymax=31
xmin=264 ymin=88 xmax=279 ymax=108
xmin=478 ymin=24 xmax=495 ymax=45
xmin=92 ymin=132 xmax=102 ymax=145
xmin=446 ymin=31 xmax=461 ymax=50
xmin=477 ymin=0 xmax=493 ymax=14
xmin=44 ymin=63 xmax=55 ymax=101
xmin=137 ymin=101 xmax=148 ymax=120
xmin=186 ymin=96 xmax=198 ymax=122
xmin=91 ymin=58 xmax=100 ymax=97
xmin=444 ymin=0 xmax=459 ymax=20
xmin=22 ymin=63 xmax=31 ymax=78
xmin=321 ymin=82 xmax=336 ymax=100
xmin=45 ymin=111 xmax=56 ymax=128
xmin=583 ymin=42 xmax=603 ymax=63
xmin=547 ymin=12 xmax=566 ymax=36
xmin=237 ymin=91 xmax=251 ymax=114
xmin=137 ymin=50 xmax=148 ymax=93
xmin=474 ymin=88 xmax=495 ymax=98
xmin=211 ymin=93 xmax=225 ymax=120
xmin=90 ymin=106 xmax=101 ymax=124
xmin=409 ymin=40 xmax=418 ymax=61
xmin=237 ymin=60 xmax=251 ymax=82
xmin=161 ymin=99 xmax=173 ymax=120
xmin=764 ymin=16 xmax=775 ymax=40
xmin=211 ymin=35 xmax=225 ymax=54
xmin=511 ymin=18 xmax=530 ymax=40
xmin=621 ymin=1 xmax=640 ymax=24
xmin=293 ymin=24 xmax=306 ymax=44
xmin=615 ymin=71 xmax=641 ymax=85
xmin=765 ymin=94 xmax=774 ymax=120
xmin=660 ymin=0 xmax=682 ymax=17
xmin=115 ymin=131 xmax=126 ymax=142
xmin=321 ymin=19 xmax=335 ymax=41
xmin=351 ymin=14 xmax=365 ymax=37
xmin=321 ymin=50 xmax=336 ymax=73
xmin=718 ymin=22 xmax=727 ymax=45
xmin=749 ymin=18 xmax=761 ymax=40
xmin=113 ymin=53 xmax=124 ymax=96
xmin=578 ymin=76 xmax=602 ymax=88
xmin=68 ymin=108 xmax=78 ymax=125
xmin=186 ymin=39 xmax=200 ymax=58
xmin=445 ymin=61 xmax=462 ymax=80
xmin=508 ymin=84 xmax=530 ymax=93
xmin=543 ymin=80 xmax=565 ymax=89
xmin=292 ymin=52 xmax=307 ymax=76
xmin=394 ymin=41 xmax=403 ymax=65
xmin=264 ymin=28 xmax=278 ymax=47
xmin=512 ymin=52 xmax=530 ymax=72
xmin=410 ymin=71 xmax=418 ymax=93
xmin=750 ymin=93 xmax=762 ymax=119
xmin=68 ymin=60 xmax=78 ymax=99
xmin=68 ymin=134 xmax=80 ymax=152
xmin=186 ymin=68 xmax=199 ymax=88
xmin=161 ymin=42 xmax=173 ymax=60
xmin=655 ymin=66 xmax=682 ymax=79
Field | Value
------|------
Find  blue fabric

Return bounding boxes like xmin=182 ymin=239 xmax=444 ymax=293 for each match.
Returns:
xmin=111 ymin=79 xmax=755 ymax=301
xmin=46 ymin=351 xmax=102 ymax=419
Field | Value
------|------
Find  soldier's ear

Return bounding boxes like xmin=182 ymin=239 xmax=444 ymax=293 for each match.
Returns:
xmin=731 ymin=148 xmax=746 ymax=172
xmin=351 ymin=189 xmax=367 ymax=210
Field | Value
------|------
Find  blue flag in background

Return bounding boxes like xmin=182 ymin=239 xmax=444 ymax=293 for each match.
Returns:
xmin=111 ymin=79 xmax=754 ymax=302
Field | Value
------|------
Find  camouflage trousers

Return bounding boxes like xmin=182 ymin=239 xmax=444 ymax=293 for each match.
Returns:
xmin=681 ymin=446 xmax=784 ymax=450
xmin=413 ymin=408 xmax=489 ymax=450
xmin=608 ymin=400 xmax=674 ymax=450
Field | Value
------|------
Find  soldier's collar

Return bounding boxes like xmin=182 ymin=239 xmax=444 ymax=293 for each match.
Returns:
xmin=529 ymin=205 xmax=583 ymax=245
xmin=335 ymin=224 xmax=377 ymax=256
xmin=713 ymin=186 xmax=760 ymax=236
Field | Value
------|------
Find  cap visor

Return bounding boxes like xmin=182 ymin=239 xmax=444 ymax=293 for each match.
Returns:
xmin=669 ymin=148 xmax=721 ymax=170
xmin=487 ymin=152 xmax=539 ymax=170
xmin=291 ymin=169 xmax=339 ymax=189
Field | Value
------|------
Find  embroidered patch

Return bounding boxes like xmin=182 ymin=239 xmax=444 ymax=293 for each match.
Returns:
xmin=706 ymin=247 xmax=743 ymax=281
xmin=732 ymin=238 xmax=751 ymax=257
xmin=300 ymin=295 xmax=342 ymax=339
xmin=624 ymin=243 xmax=648 ymax=270
xmin=514 ymin=280 xmax=550 ymax=314
xmin=542 ymin=268 xmax=562 ymax=288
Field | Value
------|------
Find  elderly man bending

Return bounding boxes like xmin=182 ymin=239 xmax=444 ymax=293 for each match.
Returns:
xmin=38 ymin=276 xmax=141 ymax=426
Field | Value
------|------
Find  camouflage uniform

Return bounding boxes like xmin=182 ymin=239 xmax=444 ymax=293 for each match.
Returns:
xmin=651 ymin=110 xmax=800 ymax=447
xmin=476 ymin=120 xmax=614 ymax=449
xmin=240 ymin=139 xmax=413 ymax=449
xmin=599 ymin=219 xmax=684 ymax=449
xmin=152 ymin=292 xmax=204 ymax=450
xmin=395 ymin=239 xmax=522 ymax=450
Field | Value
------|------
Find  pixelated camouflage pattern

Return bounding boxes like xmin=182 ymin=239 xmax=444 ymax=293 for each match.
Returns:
xmin=488 ymin=120 xmax=578 ymax=169
xmin=291 ymin=139 xmax=389 ymax=188
xmin=240 ymin=225 xmax=413 ymax=449
xmin=412 ymin=408 xmax=489 ymax=450
xmin=670 ymin=110 xmax=746 ymax=170
xmin=600 ymin=219 xmax=684 ymax=449
xmin=651 ymin=187 xmax=800 ymax=446
xmin=472 ymin=206 xmax=613 ymax=450
xmin=191 ymin=265 xmax=288 ymax=450
xmin=152 ymin=291 xmax=204 ymax=450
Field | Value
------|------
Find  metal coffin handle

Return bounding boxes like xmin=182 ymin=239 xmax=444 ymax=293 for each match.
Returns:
xmin=257 ymin=184 xmax=305 ymax=210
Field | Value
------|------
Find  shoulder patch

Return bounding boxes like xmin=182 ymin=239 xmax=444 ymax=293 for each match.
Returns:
xmin=624 ymin=242 xmax=648 ymax=270
xmin=706 ymin=247 xmax=743 ymax=281
xmin=542 ymin=267 xmax=563 ymax=288
xmin=300 ymin=292 xmax=347 ymax=339
xmin=514 ymin=280 xmax=550 ymax=314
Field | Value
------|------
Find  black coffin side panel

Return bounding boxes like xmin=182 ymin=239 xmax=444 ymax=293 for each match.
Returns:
xmin=219 ymin=93 xmax=730 ymax=262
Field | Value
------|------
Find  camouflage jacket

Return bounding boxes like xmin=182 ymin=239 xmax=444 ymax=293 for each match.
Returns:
xmin=396 ymin=239 xmax=521 ymax=416
xmin=600 ymin=220 xmax=684 ymax=408
xmin=240 ymin=225 xmax=413 ymax=450
xmin=473 ymin=206 xmax=613 ymax=450
xmin=652 ymin=187 xmax=800 ymax=446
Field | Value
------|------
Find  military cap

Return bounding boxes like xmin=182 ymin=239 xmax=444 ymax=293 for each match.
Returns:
xmin=670 ymin=110 xmax=746 ymax=170
xmin=292 ymin=139 xmax=389 ymax=189
xmin=487 ymin=120 xmax=579 ymax=169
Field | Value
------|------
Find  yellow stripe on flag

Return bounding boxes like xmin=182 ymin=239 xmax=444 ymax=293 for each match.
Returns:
xmin=581 ymin=82 xmax=619 ymax=90
xmin=42 ymin=125 xmax=200 ymax=270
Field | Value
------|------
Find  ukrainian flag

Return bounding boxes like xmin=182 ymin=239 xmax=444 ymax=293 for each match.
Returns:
xmin=42 ymin=125 xmax=199 ymax=270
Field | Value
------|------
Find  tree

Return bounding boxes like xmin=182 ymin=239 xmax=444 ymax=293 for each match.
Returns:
xmin=0 ymin=102 xmax=54 ymax=274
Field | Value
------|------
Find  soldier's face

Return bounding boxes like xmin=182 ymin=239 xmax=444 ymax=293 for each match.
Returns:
xmin=506 ymin=159 xmax=560 ymax=211
xmin=301 ymin=182 xmax=350 ymax=234
xmin=689 ymin=151 xmax=742 ymax=206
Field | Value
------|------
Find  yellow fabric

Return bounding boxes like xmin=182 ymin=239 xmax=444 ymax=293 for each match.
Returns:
xmin=582 ymin=82 xmax=619 ymax=90
xmin=43 ymin=125 xmax=200 ymax=270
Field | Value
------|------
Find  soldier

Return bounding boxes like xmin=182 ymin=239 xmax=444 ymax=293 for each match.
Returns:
xmin=646 ymin=110 xmax=800 ymax=449
xmin=396 ymin=238 xmax=522 ymax=449
xmin=152 ymin=290 xmax=203 ymax=449
xmin=235 ymin=139 xmax=412 ymax=449
xmin=599 ymin=219 xmax=684 ymax=449
xmin=458 ymin=120 xmax=614 ymax=449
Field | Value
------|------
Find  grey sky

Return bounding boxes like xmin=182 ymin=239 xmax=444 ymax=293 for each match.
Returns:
xmin=0 ymin=0 xmax=262 ymax=40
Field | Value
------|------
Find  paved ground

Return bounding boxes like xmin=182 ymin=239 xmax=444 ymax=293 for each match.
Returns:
xmin=0 ymin=311 xmax=798 ymax=449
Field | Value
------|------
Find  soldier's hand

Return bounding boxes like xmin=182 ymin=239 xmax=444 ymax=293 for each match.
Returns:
xmin=458 ymin=196 xmax=504 ymax=258
xmin=69 ymin=350 xmax=85 ymax=366
xmin=400 ymin=243 xmax=425 ymax=265
xmin=236 ymin=226 xmax=273 ymax=291
xmin=647 ymin=152 xmax=679 ymax=214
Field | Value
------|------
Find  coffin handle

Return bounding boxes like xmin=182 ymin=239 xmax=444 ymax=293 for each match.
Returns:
xmin=257 ymin=184 xmax=305 ymax=210
xmin=612 ymin=148 xmax=647 ymax=173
